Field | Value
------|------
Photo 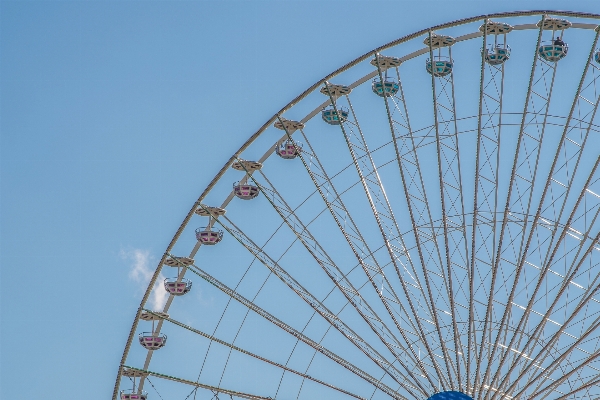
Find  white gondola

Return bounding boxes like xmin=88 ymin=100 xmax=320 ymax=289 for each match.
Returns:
xmin=426 ymin=56 xmax=453 ymax=76
xmin=120 ymin=390 xmax=148 ymax=400
xmin=321 ymin=106 xmax=349 ymax=124
xmin=321 ymin=82 xmax=351 ymax=123
xmin=121 ymin=369 xmax=148 ymax=399
xmin=234 ymin=182 xmax=259 ymax=200
xmin=479 ymin=20 xmax=513 ymax=66
xmin=371 ymin=79 xmax=399 ymax=97
xmin=483 ymin=44 xmax=511 ymax=65
xmin=538 ymin=40 xmax=568 ymax=62
xmin=424 ymin=33 xmax=455 ymax=77
xmin=164 ymin=277 xmax=192 ymax=295
xmin=195 ymin=226 xmax=224 ymax=245
xmin=370 ymin=54 xmax=401 ymax=97
xmin=138 ymin=332 xmax=167 ymax=350
xmin=276 ymin=140 xmax=302 ymax=159
xmin=536 ymin=16 xmax=570 ymax=63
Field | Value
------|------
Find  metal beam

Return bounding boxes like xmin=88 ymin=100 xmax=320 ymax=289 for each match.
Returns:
xmin=184 ymin=262 xmax=404 ymax=399
xmin=141 ymin=309 xmax=365 ymax=399
xmin=122 ymin=365 xmax=272 ymax=400
xmin=475 ymin=16 xmax=546 ymax=399
xmin=251 ymin=169 xmax=432 ymax=392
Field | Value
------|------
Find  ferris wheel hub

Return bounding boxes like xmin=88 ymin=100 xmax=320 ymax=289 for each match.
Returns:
xmin=427 ymin=391 xmax=473 ymax=400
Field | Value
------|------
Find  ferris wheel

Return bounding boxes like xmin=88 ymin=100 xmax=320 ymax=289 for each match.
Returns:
xmin=114 ymin=11 xmax=600 ymax=400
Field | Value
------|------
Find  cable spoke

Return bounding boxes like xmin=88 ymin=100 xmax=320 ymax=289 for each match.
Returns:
xmin=201 ymin=205 xmax=419 ymax=397
xmin=526 ymin=314 xmax=600 ymax=398
xmin=426 ymin=32 xmax=473 ymax=390
xmin=111 ymin=13 xmax=600 ymax=400
xmin=372 ymin=53 xmax=464 ymax=391
xmin=249 ymin=168 xmax=433 ymax=394
xmin=276 ymin=115 xmax=453 ymax=392
xmin=488 ymin=29 xmax=600 ymax=397
xmin=141 ymin=309 xmax=366 ymax=399
xmin=476 ymin=17 xmax=547 ymax=398
xmin=553 ymin=374 xmax=600 ymax=400
xmin=470 ymin=19 xmax=511 ymax=395
xmin=184 ymin=261 xmax=404 ymax=399
xmin=122 ymin=365 xmax=272 ymax=400
xmin=324 ymin=82 xmax=453 ymax=391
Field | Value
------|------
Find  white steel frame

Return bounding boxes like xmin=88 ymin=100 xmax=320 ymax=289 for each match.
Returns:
xmin=114 ymin=10 xmax=600 ymax=400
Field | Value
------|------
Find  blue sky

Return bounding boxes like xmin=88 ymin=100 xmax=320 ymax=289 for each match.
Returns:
xmin=2 ymin=1 xmax=600 ymax=399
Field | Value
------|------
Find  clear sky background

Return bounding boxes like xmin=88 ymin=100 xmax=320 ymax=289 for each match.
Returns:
xmin=2 ymin=1 xmax=600 ymax=399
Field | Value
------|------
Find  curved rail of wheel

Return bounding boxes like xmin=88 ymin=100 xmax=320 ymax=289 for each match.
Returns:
xmin=113 ymin=10 xmax=600 ymax=400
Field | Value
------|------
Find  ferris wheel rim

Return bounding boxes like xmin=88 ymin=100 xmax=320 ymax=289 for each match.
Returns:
xmin=114 ymin=10 xmax=600 ymax=400
xmin=176 ymin=10 xmax=600 ymax=220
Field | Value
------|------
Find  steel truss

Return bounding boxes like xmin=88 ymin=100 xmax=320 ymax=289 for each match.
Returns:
xmin=115 ymin=11 xmax=600 ymax=400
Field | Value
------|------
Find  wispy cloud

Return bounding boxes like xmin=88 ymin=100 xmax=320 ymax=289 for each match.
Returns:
xmin=120 ymin=248 xmax=168 ymax=311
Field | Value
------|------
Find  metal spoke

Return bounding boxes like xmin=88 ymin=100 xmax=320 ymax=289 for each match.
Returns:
xmin=250 ymin=168 xmax=434 ymax=393
xmin=470 ymin=19 xmax=510 ymax=395
xmin=276 ymin=115 xmax=453 ymax=392
xmin=492 ymin=27 xmax=598 ymax=396
xmin=488 ymin=29 xmax=600 ymax=397
xmin=202 ymin=205 xmax=420 ymax=397
xmin=496 ymin=179 xmax=600 ymax=396
xmin=372 ymin=54 xmax=462 ymax=391
xmin=469 ymin=22 xmax=488 ymax=395
xmin=526 ymin=314 xmax=600 ymax=398
xmin=426 ymin=32 xmax=471 ymax=391
xmin=122 ymin=366 xmax=272 ymax=400
xmin=475 ymin=16 xmax=547 ymax=398
xmin=141 ymin=309 xmax=365 ymax=399
xmin=114 ymin=12 xmax=600 ymax=400
xmin=185 ymin=261 xmax=404 ymax=399
xmin=323 ymin=83 xmax=451 ymax=392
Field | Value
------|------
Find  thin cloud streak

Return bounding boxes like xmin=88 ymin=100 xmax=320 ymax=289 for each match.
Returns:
xmin=121 ymin=248 xmax=168 ymax=311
